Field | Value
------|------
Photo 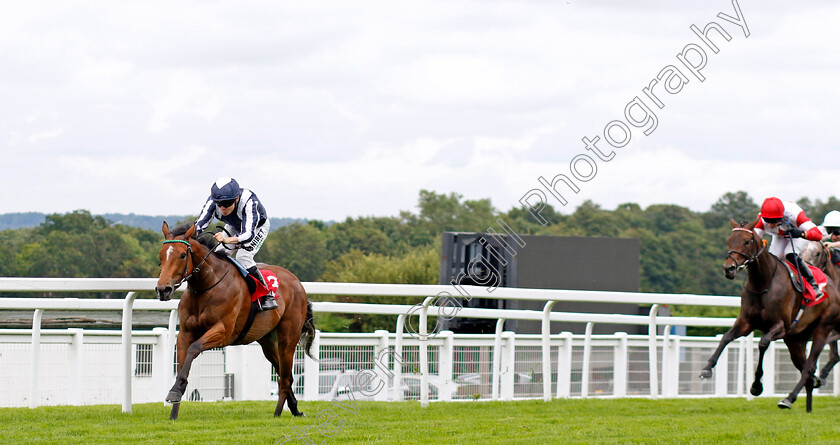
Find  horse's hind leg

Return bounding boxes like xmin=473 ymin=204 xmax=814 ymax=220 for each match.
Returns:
xmin=281 ymin=340 xmax=304 ymax=417
xmin=779 ymin=331 xmax=828 ymax=411
xmin=751 ymin=322 xmax=785 ymax=396
xmin=818 ymin=338 xmax=839 ymax=383
xmin=257 ymin=332 xmax=286 ymax=417
xmin=258 ymin=331 xmax=303 ymax=417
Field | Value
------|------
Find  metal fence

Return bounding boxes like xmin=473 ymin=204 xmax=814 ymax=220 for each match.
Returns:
xmin=0 ymin=278 xmax=836 ymax=411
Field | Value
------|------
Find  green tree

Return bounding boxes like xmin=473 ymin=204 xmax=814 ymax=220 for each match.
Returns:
xmin=405 ymin=190 xmax=498 ymax=245
xmin=15 ymin=210 xmax=159 ymax=281
xmin=704 ymin=191 xmax=759 ymax=228
xmin=807 ymin=196 xmax=840 ymax=224
xmin=259 ymin=222 xmax=329 ymax=281
xmin=317 ymin=245 xmax=440 ymax=332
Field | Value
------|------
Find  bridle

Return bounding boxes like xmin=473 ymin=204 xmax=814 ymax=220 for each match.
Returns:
xmin=162 ymin=238 xmax=228 ymax=294
xmin=727 ymin=227 xmax=767 ymax=272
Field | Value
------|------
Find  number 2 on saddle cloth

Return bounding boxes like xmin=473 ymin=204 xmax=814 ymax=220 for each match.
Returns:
xmin=246 ymin=269 xmax=280 ymax=303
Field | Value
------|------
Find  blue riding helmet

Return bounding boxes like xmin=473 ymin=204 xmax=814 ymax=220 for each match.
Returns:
xmin=211 ymin=177 xmax=241 ymax=202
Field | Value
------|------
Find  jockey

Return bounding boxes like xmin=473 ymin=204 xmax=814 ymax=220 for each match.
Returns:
xmin=754 ymin=197 xmax=824 ymax=297
xmin=820 ymin=210 xmax=840 ymax=266
xmin=195 ymin=177 xmax=278 ymax=311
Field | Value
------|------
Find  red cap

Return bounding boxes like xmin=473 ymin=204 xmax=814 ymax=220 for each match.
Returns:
xmin=761 ymin=197 xmax=784 ymax=219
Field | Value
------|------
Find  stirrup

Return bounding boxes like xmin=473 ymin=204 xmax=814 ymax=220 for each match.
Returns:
xmin=259 ymin=294 xmax=278 ymax=311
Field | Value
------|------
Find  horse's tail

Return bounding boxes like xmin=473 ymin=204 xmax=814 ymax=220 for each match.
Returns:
xmin=300 ymin=300 xmax=317 ymax=360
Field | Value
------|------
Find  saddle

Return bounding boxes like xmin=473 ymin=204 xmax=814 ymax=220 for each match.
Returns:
xmin=782 ymin=261 xmax=828 ymax=307
xmin=224 ymin=256 xmax=279 ymax=303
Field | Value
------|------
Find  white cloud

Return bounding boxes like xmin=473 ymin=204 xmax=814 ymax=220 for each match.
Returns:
xmin=4 ymin=0 xmax=840 ymax=221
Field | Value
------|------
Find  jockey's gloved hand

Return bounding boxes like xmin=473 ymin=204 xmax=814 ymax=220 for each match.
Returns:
xmin=787 ymin=228 xmax=805 ymax=238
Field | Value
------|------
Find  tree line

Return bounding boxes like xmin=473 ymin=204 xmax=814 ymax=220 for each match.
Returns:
xmin=3 ymin=190 xmax=839 ymax=332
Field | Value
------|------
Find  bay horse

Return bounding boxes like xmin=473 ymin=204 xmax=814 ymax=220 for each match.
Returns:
xmin=700 ymin=218 xmax=840 ymax=411
xmin=801 ymin=241 xmax=840 ymax=383
xmin=154 ymin=222 xmax=316 ymax=420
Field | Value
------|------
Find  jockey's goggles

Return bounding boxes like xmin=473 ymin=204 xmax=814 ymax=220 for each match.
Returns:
xmin=216 ymin=199 xmax=236 ymax=208
xmin=763 ymin=217 xmax=782 ymax=224
xmin=827 ymin=227 xmax=840 ymax=236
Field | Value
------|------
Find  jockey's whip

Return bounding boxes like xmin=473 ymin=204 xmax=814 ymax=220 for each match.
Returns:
xmin=786 ymin=230 xmax=808 ymax=326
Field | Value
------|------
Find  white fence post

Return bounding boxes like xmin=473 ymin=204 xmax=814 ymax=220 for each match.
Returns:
xmin=419 ymin=296 xmax=434 ymax=408
xmin=500 ymin=331 xmax=515 ymax=401
xmin=394 ymin=315 xmax=405 ymax=402
xmin=303 ymin=330 xmax=320 ymax=401
xmin=736 ymin=337 xmax=746 ymax=397
xmin=663 ymin=333 xmax=679 ymax=398
xmin=492 ymin=318 xmax=505 ymax=401
xmin=766 ymin=340 xmax=776 ymax=396
xmin=581 ymin=322 xmax=593 ymax=398
xmin=714 ymin=334 xmax=728 ymax=396
xmin=374 ymin=330 xmax=391 ymax=402
xmin=121 ymin=291 xmax=137 ymax=413
xmin=542 ymin=301 xmax=557 ymax=402
xmin=152 ymin=327 xmax=172 ymax=402
xmin=68 ymin=328 xmax=84 ymax=405
xmin=29 ymin=309 xmax=43 ymax=409
xmin=438 ymin=330 xmax=454 ymax=402
xmin=648 ymin=304 xmax=659 ymax=399
xmin=614 ymin=332 xmax=628 ymax=397
xmin=556 ymin=332 xmax=573 ymax=399
xmin=745 ymin=333 xmax=755 ymax=400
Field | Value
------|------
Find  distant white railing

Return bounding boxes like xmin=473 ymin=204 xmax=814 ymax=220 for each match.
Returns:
xmin=2 ymin=278 xmax=832 ymax=412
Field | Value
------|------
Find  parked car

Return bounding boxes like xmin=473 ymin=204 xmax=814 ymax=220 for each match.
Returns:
xmin=399 ymin=374 xmax=460 ymax=400
xmin=285 ymin=369 xmax=462 ymax=401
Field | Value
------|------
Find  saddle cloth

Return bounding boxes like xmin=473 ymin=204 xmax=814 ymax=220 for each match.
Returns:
xmin=783 ymin=261 xmax=828 ymax=307
xmin=224 ymin=256 xmax=279 ymax=303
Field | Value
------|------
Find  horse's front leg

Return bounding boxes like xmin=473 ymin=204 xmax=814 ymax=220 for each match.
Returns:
xmin=166 ymin=324 xmax=228 ymax=419
xmin=166 ymin=330 xmax=194 ymax=405
xmin=751 ymin=321 xmax=785 ymax=396
xmin=700 ymin=319 xmax=751 ymax=379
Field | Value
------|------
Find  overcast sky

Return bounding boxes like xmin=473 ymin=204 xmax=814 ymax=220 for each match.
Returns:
xmin=4 ymin=0 xmax=839 ymax=222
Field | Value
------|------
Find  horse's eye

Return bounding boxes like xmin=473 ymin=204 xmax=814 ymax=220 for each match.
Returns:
xmin=180 ymin=253 xmax=187 ymax=260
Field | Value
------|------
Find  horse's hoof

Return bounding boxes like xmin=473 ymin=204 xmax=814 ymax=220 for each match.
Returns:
xmin=778 ymin=399 xmax=793 ymax=409
xmin=699 ymin=369 xmax=713 ymax=379
xmin=814 ymin=376 xmax=823 ymax=389
xmin=165 ymin=391 xmax=182 ymax=404
xmin=750 ymin=382 xmax=763 ymax=396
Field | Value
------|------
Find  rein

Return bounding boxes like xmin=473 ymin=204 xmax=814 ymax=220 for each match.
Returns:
xmin=727 ymin=227 xmax=770 ymax=296
xmin=163 ymin=238 xmax=227 ymax=294
xmin=727 ymin=227 xmax=767 ymax=271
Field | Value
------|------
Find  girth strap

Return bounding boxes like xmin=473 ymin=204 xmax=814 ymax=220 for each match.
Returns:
xmin=232 ymin=301 xmax=260 ymax=345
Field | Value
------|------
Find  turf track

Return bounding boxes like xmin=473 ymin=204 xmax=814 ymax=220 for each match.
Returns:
xmin=3 ymin=397 xmax=840 ymax=444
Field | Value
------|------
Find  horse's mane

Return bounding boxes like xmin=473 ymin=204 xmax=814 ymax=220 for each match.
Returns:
xmin=170 ymin=223 xmax=222 ymax=256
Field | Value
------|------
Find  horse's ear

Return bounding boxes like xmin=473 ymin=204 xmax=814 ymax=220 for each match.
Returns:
xmin=729 ymin=218 xmax=738 ymax=228
xmin=185 ymin=224 xmax=196 ymax=239
xmin=162 ymin=221 xmax=172 ymax=239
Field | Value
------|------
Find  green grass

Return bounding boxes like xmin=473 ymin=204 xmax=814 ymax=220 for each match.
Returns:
xmin=3 ymin=397 xmax=840 ymax=444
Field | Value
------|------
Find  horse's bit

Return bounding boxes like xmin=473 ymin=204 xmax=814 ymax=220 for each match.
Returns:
xmin=727 ymin=227 xmax=766 ymax=272
xmin=162 ymin=239 xmax=224 ymax=293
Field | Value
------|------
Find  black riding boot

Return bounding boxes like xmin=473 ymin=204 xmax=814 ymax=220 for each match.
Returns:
xmin=787 ymin=253 xmax=822 ymax=297
xmin=247 ymin=266 xmax=278 ymax=311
